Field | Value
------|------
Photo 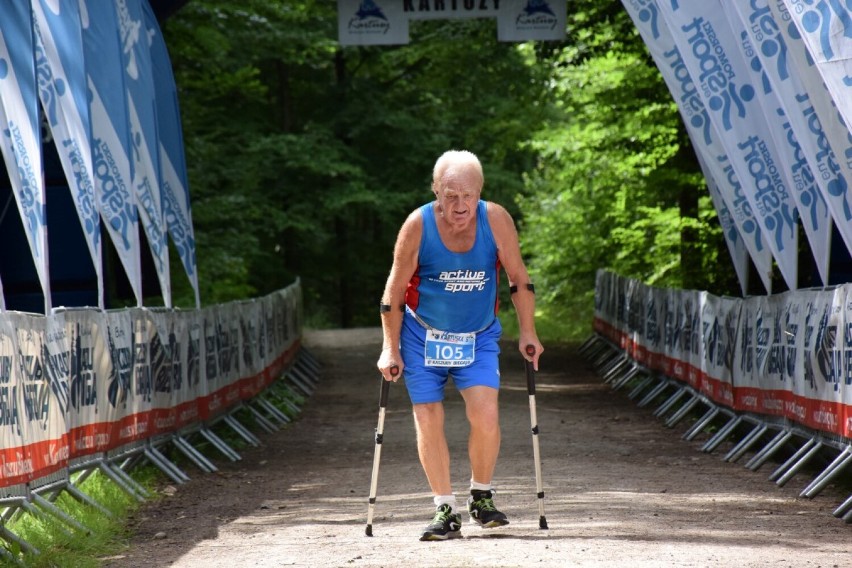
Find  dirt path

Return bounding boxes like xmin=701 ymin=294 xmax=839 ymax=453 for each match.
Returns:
xmin=103 ymin=329 xmax=850 ymax=568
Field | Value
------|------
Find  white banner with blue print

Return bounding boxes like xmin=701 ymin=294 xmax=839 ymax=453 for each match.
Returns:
xmin=32 ymin=0 xmax=105 ymax=307
xmin=621 ymin=0 xmax=773 ymax=292
xmin=337 ymin=0 xmax=566 ymax=45
xmin=0 ymin=4 xmax=50 ymax=310
xmin=781 ymin=0 xmax=852 ymax=145
xmin=728 ymin=1 xmax=834 ymax=286
xmin=81 ymin=0 xmax=144 ymax=306
xmin=658 ymin=0 xmax=800 ymax=291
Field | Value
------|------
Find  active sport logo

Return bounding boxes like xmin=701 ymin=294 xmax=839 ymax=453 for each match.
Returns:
xmin=436 ymin=270 xmax=489 ymax=293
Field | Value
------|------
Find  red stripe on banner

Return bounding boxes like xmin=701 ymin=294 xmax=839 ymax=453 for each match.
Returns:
xmin=593 ymin=318 xmax=852 ymax=438
xmin=70 ymin=421 xmax=115 ymax=458
xmin=0 ymin=436 xmax=70 ymax=486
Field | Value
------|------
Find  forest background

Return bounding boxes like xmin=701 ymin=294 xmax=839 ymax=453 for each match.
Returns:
xmin=161 ymin=0 xmax=751 ymax=341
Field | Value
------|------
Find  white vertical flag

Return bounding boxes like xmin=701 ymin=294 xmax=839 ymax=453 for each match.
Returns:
xmin=81 ymin=0 xmax=144 ymax=306
xmin=727 ymin=2 xmax=833 ymax=285
xmin=115 ymin=0 xmax=171 ymax=307
xmin=0 ymin=3 xmax=50 ymax=311
xmin=781 ymin=0 xmax=852 ymax=143
xmin=142 ymin=0 xmax=200 ymax=308
xmin=32 ymin=0 xmax=104 ymax=307
xmin=769 ymin=0 xmax=852 ymax=267
xmin=621 ymin=0 xmax=774 ymax=292
xmin=658 ymin=0 xmax=800 ymax=291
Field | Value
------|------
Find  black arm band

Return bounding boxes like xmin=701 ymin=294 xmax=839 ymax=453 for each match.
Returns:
xmin=509 ymin=283 xmax=535 ymax=294
xmin=379 ymin=304 xmax=404 ymax=314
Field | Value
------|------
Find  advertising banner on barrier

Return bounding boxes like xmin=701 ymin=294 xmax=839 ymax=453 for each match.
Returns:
xmin=798 ymin=287 xmax=846 ymax=435
xmin=727 ymin=2 xmax=833 ymax=285
xmin=658 ymin=1 xmax=800 ymax=291
xmin=107 ymin=310 xmax=151 ymax=447
xmin=768 ymin=0 xmax=852 ymax=260
xmin=699 ymin=294 xmax=738 ymax=406
xmin=0 ymin=282 xmax=303 ymax=490
xmin=642 ymin=285 xmax=666 ymax=373
xmin=6 ymin=312 xmax=70 ymax=481
xmin=81 ymin=0 xmax=143 ymax=306
xmin=621 ymin=0 xmax=774 ymax=292
xmin=61 ymin=309 xmax=110 ymax=457
xmin=780 ymin=0 xmax=852 ymax=141
xmin=32 ymin=0 xmax=104 ymax=305
xmin=0 ymin=316 xmax=29 ymax=485
xmin=733 ymin=295 xmax=768 ymax=414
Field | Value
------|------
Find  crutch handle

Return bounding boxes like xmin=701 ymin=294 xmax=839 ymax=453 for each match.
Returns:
xmin=524 ymin=345 xmax=537 ymax=396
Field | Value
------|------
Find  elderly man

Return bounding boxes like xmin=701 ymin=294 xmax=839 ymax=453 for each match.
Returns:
xmin=377 ymin=150 xmax=543 ymax=541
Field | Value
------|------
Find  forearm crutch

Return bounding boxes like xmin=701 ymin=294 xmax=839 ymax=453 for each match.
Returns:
xmin=365 ymin=365 xmax=398 ymax=537
xmin=525 ymin=345 xmax=548 ymax=529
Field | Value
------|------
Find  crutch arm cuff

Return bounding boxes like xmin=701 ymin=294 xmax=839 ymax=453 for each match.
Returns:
xmin=509 ymin=283 xmax=535 ymax=294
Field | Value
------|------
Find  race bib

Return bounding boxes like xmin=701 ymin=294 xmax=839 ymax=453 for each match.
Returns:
xmin=424 ymin=329 xmax=475 ymax=367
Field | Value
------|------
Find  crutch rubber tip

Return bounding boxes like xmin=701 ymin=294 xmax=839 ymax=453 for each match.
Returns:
xmin=539 ymin=516 xmax=548 ymax=530
xmin=365 ymin=524 xmax=373 ymax=536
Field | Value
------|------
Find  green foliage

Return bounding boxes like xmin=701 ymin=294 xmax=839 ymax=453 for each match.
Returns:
xmin=162 ymin=0 xmax=737 ymax=339
xmin=4 ymin=470 xmax=156 ymax=567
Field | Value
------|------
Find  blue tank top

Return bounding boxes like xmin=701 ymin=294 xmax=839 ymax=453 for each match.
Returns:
xmin=405 ymin=200 xmax=500 ymax=333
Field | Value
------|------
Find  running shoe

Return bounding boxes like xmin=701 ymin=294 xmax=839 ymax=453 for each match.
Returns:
xmin=468 ymin=489 xmax=509 ymax=528
xmin=420 ymin=504 xmax=462 ymax=541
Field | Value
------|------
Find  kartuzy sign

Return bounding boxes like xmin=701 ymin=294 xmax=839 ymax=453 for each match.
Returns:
xmin=337 ymin=0 xmax=567 ymax=45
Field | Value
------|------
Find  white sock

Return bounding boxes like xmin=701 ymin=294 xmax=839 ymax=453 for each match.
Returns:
xmin=433 ymin=494 xmax=457 ymax=509
xmin=470 ymin=480 xmax=492 ymax=492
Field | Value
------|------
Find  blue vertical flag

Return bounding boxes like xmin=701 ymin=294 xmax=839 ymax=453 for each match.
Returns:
xmin=32 ymin=0 xmax=104 ymax=307
xmin=142 ymin=0 xmax=200 ymax=308
xmin=115 ymin=0 xmax=171 ymax=307
xmin=0 ymin=3 xmax=50 ymax=311
xmin=80 ymin=0 xmax=143 ymax=306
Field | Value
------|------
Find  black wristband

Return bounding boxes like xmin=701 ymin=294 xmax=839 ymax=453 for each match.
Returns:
xmin=509 ymin=283 xmax=535 ymax=294
xmin=380 ymin=304 xmax=404 ymax=314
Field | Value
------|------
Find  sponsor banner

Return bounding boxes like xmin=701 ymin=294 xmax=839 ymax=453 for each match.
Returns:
xmin=728 ymin=2 xmax=833 ymax=285
xmin=107 ymin=309 xmax=151 ymax=446
xmin=780 ymin=0 xmax=852 ymax=139
xmin=338 ymin=0 xmax=409 ymax=46
xmin=797 ymin=287 xmax=845 ymax=434
xmin=0 ymin=282 xmax=302 ymax=489
xmin=0 ymin=315 xmax=31 ymax=485
xmin=116 ymin=0 xmax=171 ymax=307
xmin=842 ymin=285 xmax=852 ymax=438
xmin=622 ymin=0 xmax=774 ymax=292
xmin=768 ymin=0 xmax=852 ymax=260
xmin=6 ymin=312 xmax=70 ymax=481
xmin=658 ymin=1 xmax=800 ymax=290
xmin=496 ymin=0 xmax=566 ymax=42
xmin=0 ymin=3 xmax=50 ymax=310
xmin=642 ymin=285 xmax=666 ymax=372
xmin=59 ymin=308 xmax=113 ymax=457
xmin=81 ymin=0 xmax=144 ymax=306
xmin=698 ymin=151 xmax=751 ymax=295
xmin=141 ymin=2 xmax=200 ymax=307
xmin=337 ymin=0 xmax=565 ymax=45
xmin=32 ymin=0 xmax=104 ymax=306
xmin=699 ymin=294 xmax=738 ymax=407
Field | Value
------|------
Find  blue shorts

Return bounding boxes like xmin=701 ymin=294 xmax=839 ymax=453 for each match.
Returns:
xmin=400 ymin=313 xmax=502 ymax=404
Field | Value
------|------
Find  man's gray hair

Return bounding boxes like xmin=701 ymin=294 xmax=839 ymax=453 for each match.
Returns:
xmin=432 ymin=150 xmax=484 ymax=186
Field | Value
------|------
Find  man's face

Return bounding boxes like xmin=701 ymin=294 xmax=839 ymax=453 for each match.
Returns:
xmin=434 ymin=168 xmax=482 ymax=229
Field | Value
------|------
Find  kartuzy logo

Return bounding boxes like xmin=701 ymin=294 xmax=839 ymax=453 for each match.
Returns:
xmin=515 ymin=0 xmax=558 ymax=31
xmin=348 ymin=0 xmax=391 ymax=36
